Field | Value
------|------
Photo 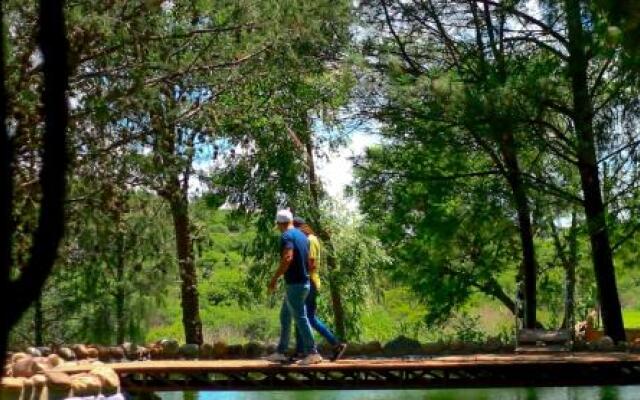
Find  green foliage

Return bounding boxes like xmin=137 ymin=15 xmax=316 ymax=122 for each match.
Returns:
xmin=6 ymin=0 xmax=640 ymax=350
xmin=450 ymin=312 xmax=486 ymax=343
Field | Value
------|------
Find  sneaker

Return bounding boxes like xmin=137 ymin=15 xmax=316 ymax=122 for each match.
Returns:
xmin=297 ymin=352 xmax=323 ymax=365
xmin=331 ymin=343 xmax=347 ymax=361
xmin=284 ymin=353 xmax=304 ymax=364
xmin=265 ymin=352 xmax=288 ymax=362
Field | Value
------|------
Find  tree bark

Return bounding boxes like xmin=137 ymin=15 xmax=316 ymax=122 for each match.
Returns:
xmin=476 ymin=278 xmax=517 ymax=315
xmin=167 ymin=184 xmax=203 ymax=345
xmin=564 ymin=0 xmax=625 ymax=342
xmin=467 ymin=269 xmax=545 ymax=328
xmin=34 ymin=297 xmax=44 ymax=346
xmin=563 ymin=257 xmax=576 ymax=330
xmin=1 ymin=0 xmax=69 ymax=365
xmin=304 ymin=138 xmax=347 ymax=339
xmin=562 ymin=212 xmax=578 ymax=330
xmin=114 ymin=234 xmax=126 ymax=344
xmin=498 ymin=135 xmax=537 ymax=330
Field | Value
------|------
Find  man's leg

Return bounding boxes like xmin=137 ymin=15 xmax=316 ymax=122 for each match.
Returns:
xmin=276 ymin=297 xmax=292 ymax=354
xmin=306 ymin=284 xmax=339 ymax=346
xmin=287 ymin=283 xmax=316 ymax=354
xmin=294 ymin=325 xmax=303 ymax=356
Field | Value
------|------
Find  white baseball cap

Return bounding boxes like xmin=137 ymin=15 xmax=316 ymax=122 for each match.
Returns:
xmin=276 ymin=209 xmax=293 ymax=223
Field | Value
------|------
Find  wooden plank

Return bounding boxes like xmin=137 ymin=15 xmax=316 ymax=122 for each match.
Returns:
xmin=517 ymin=329 xmax=571 ymax=343
xmin=51 ymin=353 xmax=640 ymax=375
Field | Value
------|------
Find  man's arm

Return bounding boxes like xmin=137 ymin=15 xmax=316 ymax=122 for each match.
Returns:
xmin=308 ymin=256 xmax=317 ymax=273
xmin=268 ymin=248 xmax=293 ymax=293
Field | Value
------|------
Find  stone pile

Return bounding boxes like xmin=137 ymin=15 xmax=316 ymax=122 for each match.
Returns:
xmin=1 ymin=352 xmax=121 ymax=400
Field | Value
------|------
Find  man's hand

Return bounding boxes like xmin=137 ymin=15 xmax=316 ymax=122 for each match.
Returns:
xmin=268 ymin=277 xmax=278 ymax=294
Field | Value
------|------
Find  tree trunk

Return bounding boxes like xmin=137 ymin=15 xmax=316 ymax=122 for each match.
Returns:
xmin=564 ymin=0 xmax=625 ymax=342
xmin=304 ymin=138 xmax=347 ymax=339
xmin=115 ymin=235 xmax=125 ymax=344
xmin=498 ymin=134 xmax=537 ymax=329
xmin=469 ymin=4 xmax=538 ymax=330
xmin=168 ymin=184 xmax=203 ymax=345
xmin=479 ymin=278 xmax=517 ymax=315
xmin=1 ymin=0 xmax=69 ymax=364
xmin=34 ymin=296 xmax=44 ymax=346
xmin=0 ymin=323 xmax=8 ymax=377
xmin=563 ymin=259 xmax=576 ymax=330
xmin=470 ymin=271 xmax=545 ymax=329
xmin=563 ymin=212 xmax=578 ymax=330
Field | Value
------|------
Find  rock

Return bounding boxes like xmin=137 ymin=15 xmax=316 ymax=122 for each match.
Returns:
xmin=227 ymin=344 xmax=244 ymax=358
xmin=499 ymin=341 xmax=515 ymax=353
xmin=109 ymin=346 xmax=125 ymax=361
xmin=199 ymin=343 xmax=214 ymax=359
xmin=137 ymin=346 xmax=150 ymax=360
xmin=32 ymin=374 xmax=47 ymax=387
xmin=70 ymin=373 xmax=102 ymax=396
xmin=57 ymin=347 xmax=76 ymax=361
xmin=43 ymin=370 xmax=72 ymax=388
xmin=159 ymin=339 xmax=180 ymax=358
xmin=179 ymin=344 xmax=200 ymax=359
xmin=86 ymin=347 xmax=99 ymax=359
xmin=47 ymin=354 xmax=63 ymax=368
xmin=1 ymin=377 xmax=27 ymax=390
xmin=421 ymin=342 xmax=445 ymax=355
xmin=121 ymin=342 xmax=139 ymax=360
xmin=36 ymin=347 xmax=51 ymax=357
xmin=149 ymin=344 xmax=164 ymax=360
xmin=11 ymin=356 xmax=38 ymax=378
xmin=484 ymin=337 xmax=502 ymax=353
xmin=72 ymin=344 xmax=91 ymax=360
xmin=615 ymin=341 xmax=629 ymax=352
xmin=11 ymin=352 xmax=29 ymax=364
xmin=344 ymin=343 xmax=364 ymax=356
xmin=383 ymin=336 xmax=422 ymax=356
xmin=89 ymin=345 xmax=111 ymax=362
xmin=595 ymin=336 xmax=615 ymax=351
xmin=449 ymin=340 xmax=465 ymax=352
xmin=213 ymin=342 xmax=228 ymax=359
xmin=362 ymin=341 xmax=383 ymax=355
xmin=90 ymin=366 xmax=120 ymax=392
xmin=26 ymin=347 xmax=42 ymax=357
xmin=244 ymin=342 xmax=266 ymax=358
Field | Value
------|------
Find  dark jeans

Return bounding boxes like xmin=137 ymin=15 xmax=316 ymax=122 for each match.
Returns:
xmin=295 ymin=283 xmax=339 ymax=353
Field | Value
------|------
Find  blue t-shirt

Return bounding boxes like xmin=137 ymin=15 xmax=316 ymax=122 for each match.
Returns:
xmin=280 ymin=227 xmax=310 ymax=284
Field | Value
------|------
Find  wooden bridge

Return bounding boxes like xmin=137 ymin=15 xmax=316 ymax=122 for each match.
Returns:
xmin=52 ymin=353 xmax=640 ymax=392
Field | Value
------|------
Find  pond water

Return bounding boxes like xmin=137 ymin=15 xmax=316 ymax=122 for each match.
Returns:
xmin=154 ymin=387 xmax=640 ymax=400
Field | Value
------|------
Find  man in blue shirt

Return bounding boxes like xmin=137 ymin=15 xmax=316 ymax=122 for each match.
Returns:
xmin=266 ymin=209 xmax=322 ymax=365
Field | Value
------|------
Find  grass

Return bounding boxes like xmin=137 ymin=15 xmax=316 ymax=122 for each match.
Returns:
xmin=623 ymin=309 xmax=640 ymax=328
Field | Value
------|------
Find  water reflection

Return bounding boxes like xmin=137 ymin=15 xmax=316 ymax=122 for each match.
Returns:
xmin=600 ymin=386 xmax=620 ymax=400
xmin=147 ymin=387 xmax=638 ymax=400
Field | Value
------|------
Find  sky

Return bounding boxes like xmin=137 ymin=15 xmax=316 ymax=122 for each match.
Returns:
xmin=316 ymin=131 xmax=380 ymax=205
xmin=189 ymin=129 xmax=381 ymax=211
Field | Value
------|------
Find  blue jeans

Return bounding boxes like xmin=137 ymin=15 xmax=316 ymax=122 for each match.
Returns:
xmin=276 ymin=282 xmax=317 ymax=355
xmin=295 ymin=283 xmax=339 ymax=353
